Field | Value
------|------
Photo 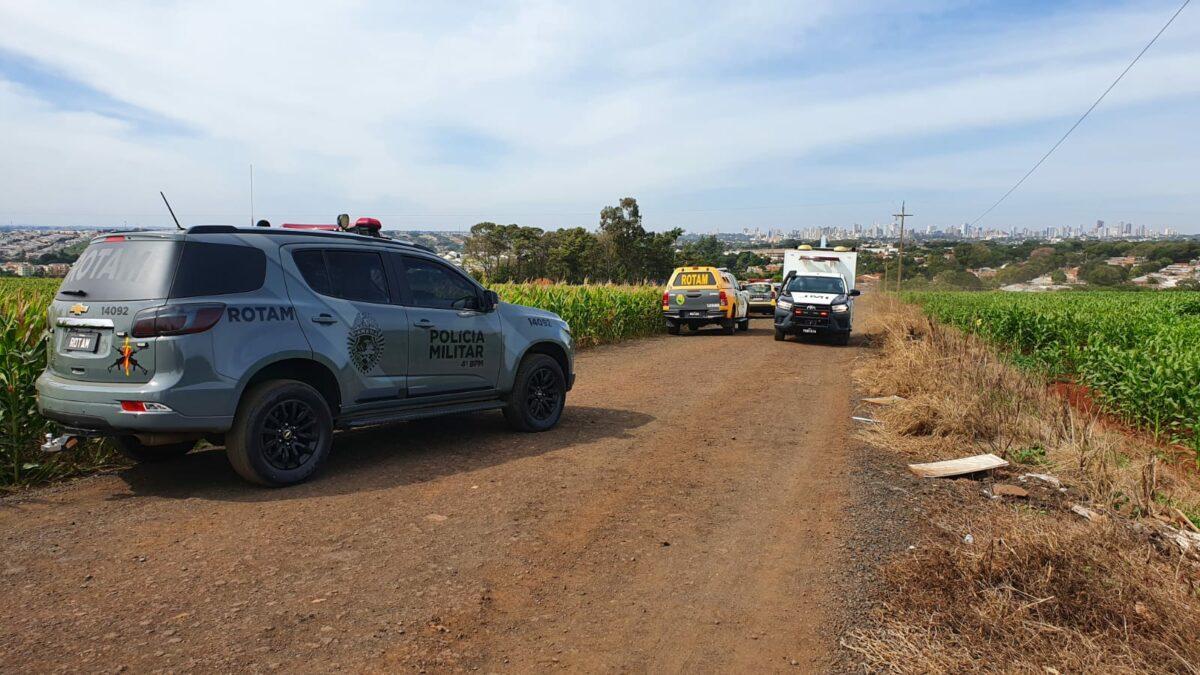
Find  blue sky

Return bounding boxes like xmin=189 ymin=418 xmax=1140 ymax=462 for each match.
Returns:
xmin=0 ymin=0 xmax=1197 ymax=233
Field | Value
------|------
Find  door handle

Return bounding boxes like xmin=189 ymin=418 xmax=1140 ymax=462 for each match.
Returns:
xmin=311 ymin=314 xmax=337 ymax=325
xmin=414 ymin=319 xmax=435 ymax=329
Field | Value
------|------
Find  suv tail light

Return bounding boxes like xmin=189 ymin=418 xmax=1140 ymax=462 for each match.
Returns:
xmin=719 ymin=290 xmax=728 ymax=305
xmin=131 ymin=303 xmax=225 ymax=338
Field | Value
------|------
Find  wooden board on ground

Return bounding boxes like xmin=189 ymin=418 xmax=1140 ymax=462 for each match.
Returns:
xmin=863 ymin=395 xmax=906 ymax=405
xmin=908 ymin=453 xmax=1008 ymax=478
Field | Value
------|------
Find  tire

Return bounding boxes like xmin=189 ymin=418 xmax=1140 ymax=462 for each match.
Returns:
xmin=226 ymin=380 xmax=333 ymax=487
xmin=113 ymin=436 xmax=194 ymax=463
xmin=721 ymin=318 xmax=735 ymax=335
xmin=774 ymin=328 xmax=786 ymax=342
xmin=667 ymin=323 xmax=681 ymax=335
xmin=834 ymin=332 xmax=851 ymax=346
xmin=503 ymin=354 xmax=566 ymax=432
xmin=737 ymin=316 xmax=750 ymax=332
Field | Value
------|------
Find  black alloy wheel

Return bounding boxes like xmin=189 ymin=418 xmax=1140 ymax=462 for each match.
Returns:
xmin=525 ymin=366 xmax=562 ymax=422
xmin=504 ymin=354 xmax=566 ymax=432
xmin=260 ymin=399 xmax=321 ymax=471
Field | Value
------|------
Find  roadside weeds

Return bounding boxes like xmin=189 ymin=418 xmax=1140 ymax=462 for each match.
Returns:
xmin=843 ymin=295 xmax=1200 ymax=673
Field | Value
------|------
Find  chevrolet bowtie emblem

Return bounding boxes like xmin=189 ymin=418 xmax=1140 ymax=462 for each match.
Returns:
xmin=69 ymin=303 xmax=89 ymax=316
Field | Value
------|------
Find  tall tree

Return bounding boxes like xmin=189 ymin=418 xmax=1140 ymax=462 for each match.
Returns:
xmin=597 ymin=197 xmax=647 ymax=282
xmin=679 ymin=236 xmax=724 ymax=266
xmin=544 ymin=227 xmax=598 ymax=283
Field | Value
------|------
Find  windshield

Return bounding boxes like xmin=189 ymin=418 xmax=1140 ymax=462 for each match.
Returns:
xmin=784 ymin=275 xmax=845 ymax=295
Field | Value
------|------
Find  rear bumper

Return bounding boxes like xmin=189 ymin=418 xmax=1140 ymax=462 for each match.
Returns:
xmin=663 ymin=309 xmax=730 ymax=325
xmin=36 ymin=372 xmax=234 ymax=434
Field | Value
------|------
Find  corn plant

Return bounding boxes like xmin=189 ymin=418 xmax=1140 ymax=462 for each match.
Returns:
xmin=905 ymin=290 xmax=1200 ymax=459
xmin=0 ymin=278 xmax=119 ymax=487
xmin=493 ymin=282 xmax=664 ymax=348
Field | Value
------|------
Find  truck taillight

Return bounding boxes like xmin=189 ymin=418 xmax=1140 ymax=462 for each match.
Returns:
xmin=131 ymin=303 xmax=225 ymax=338
xmin=719 ymin=290 xmax=728 ymax=305
xmin=662 ymin=291 xmax=669 ymax=307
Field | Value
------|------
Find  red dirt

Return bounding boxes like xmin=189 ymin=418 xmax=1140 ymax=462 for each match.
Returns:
xmin=0 ymin=318 xmax=859 ymax=672
xmin=1048 ymin=381 xmax=1196 ymax=470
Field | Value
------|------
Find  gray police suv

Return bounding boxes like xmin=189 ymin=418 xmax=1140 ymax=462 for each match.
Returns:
xmin=37 ymin=226 xmax=574 ymax=486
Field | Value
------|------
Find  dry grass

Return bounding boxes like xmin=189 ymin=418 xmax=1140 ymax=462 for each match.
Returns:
xmin=855 ymin=295 xmax=1200 ymax=520
xmin=844 ymin=294 xmax=1200 ymax=673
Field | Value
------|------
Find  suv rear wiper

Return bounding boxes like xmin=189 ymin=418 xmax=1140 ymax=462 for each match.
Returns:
xmin=60 ymin=289 xmax=88 ymax=297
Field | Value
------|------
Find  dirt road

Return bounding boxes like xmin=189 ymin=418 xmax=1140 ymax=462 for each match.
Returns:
xmin=1 ymin=317 xmax=858 ymax=673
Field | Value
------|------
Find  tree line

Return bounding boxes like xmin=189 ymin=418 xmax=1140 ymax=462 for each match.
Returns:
xmin=464 ymin=197 xmax=770 ymax=283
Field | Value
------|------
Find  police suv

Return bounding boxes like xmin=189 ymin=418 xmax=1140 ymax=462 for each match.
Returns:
xmin=37 ymin=226 xmax=574 ymax=486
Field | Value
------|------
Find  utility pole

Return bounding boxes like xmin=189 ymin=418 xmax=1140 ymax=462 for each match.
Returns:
xmin=893 ymin=201 xmax=913 ymax=292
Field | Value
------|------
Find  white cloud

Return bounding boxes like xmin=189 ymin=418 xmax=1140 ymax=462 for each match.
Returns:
xmin=0 ymin=0 xmax=1196 ymax=230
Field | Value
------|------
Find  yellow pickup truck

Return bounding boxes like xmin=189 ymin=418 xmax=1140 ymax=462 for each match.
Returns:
xmin=661 ymin=266 xmax=750 ymax=335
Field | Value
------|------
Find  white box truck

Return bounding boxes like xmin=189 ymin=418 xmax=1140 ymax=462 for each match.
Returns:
xmin=773 ymin=246 xmax=860 ymax=345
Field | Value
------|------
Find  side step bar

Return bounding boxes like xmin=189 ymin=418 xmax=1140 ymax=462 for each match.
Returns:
xmin=338 ymin=399 xmax=506 ymax=430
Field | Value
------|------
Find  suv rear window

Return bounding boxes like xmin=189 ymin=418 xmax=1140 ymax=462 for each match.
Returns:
xmin=57 ymin=239 xmax=180 ymax=301
xmin=671 ymin=271 xmax=716 ymax=287
xmin=170 ymin=242 xmax=266 ymax=298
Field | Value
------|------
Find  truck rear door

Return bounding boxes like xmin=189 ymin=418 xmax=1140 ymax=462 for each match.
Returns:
xmin=667 ymin=270 xmax=722 ymax=317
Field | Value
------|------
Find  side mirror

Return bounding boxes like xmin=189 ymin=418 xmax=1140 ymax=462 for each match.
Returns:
xmin=485 ymin=290 xmax=501 ymax=311
xmin=849 ymin=289 xmax=861 ymax=297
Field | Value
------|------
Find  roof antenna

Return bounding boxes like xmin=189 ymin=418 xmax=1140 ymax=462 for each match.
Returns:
xmin=160 ymin=191 xmax=184 ymax=230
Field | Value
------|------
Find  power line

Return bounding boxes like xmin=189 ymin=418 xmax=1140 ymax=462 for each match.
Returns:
xmin=969 ymin=0 xmax=1191 ymax=228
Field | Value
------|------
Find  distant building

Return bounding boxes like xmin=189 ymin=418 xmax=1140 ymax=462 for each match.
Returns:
xmin=1105 ymin=256 xmax=1142 ymax=267
xmin=1 ymin=261 xmax=34 ymax=276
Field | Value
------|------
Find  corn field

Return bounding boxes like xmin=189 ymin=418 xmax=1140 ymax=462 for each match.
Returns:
xmin=0 ymin=278 xmax=121 ymax=487
xmin=0 ymin=277 xmax=663 ymax=488
xmin=906 ymin=291 xmax=1200 ymax=454
xmin=492 ymin=282 xmax=664 ymax=348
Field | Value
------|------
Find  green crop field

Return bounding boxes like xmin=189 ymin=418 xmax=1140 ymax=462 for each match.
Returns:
xmin=906 ymin=291 xmax=1200 ymax=453
xmin=1 ymin=277 xmax=118 ymax=486
xmin=492 ymin=282 xmax=664 ymax=348
xmin=0 ymin=277 xmax=663 ymax=487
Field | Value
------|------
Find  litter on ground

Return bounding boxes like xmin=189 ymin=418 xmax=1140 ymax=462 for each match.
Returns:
xmin=992 ymin=484 xmax=1029 ymax=499
xmin=908 ymin=453 xmax=1008 ymax=478
xmin=1070 ymin=504 xmax=1104 ymax=522
xmin=851 ymin=416 xmax=881 ymax=424
xmin=1019 ymin=472 xmax=1062 ymax=488
xmin=862 ymin=395 xmax=906 ymax=405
